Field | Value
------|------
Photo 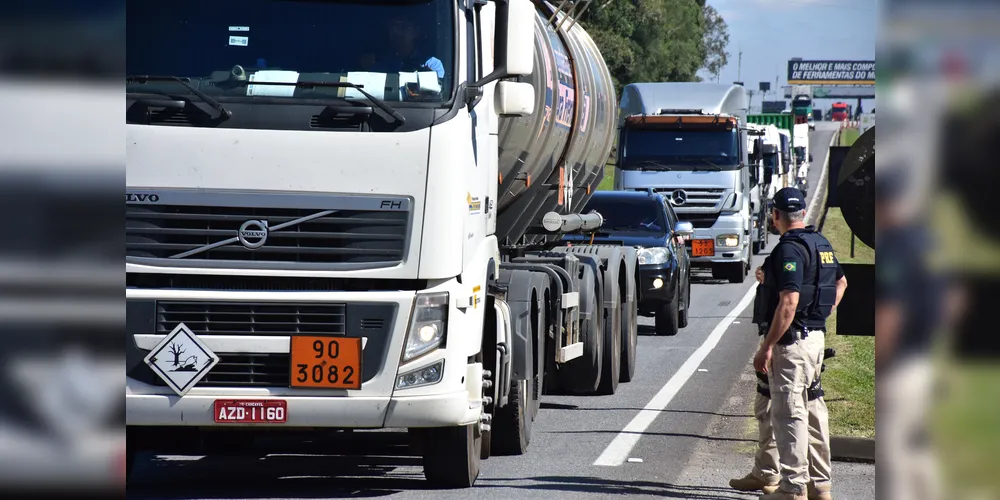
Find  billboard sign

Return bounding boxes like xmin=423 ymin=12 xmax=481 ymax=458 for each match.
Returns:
xmin=787 ymin=60 xmax=875 ymax=85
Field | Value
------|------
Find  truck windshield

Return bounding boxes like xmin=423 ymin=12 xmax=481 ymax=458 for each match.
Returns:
xmin=126 ymin=0 xmax=455 ymax=104
xmin=584 ymin=198 xmax=666 ymax=234
xmin=621 ymin=128 xmax=740 ymax=171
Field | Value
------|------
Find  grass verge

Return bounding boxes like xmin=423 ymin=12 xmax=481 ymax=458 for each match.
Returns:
xmin=821 ymin=207 xmax=875 ymax=438
xmin=839 ymin=127 xmax=860 ymax=147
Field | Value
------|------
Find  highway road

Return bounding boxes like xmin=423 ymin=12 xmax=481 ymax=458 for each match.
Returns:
xmin=127 ymin=122 xmax=875 ymax=500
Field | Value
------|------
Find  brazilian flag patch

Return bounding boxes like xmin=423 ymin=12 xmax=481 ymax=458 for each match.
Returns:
xmin=783 ymin=262 xmax=797 ymax=272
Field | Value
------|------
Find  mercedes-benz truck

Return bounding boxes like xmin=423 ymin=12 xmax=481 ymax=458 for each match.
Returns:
xmin=613 ymin=83 xmax=755 ymax=283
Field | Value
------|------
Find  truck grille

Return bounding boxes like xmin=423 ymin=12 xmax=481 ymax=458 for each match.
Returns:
xmin=658 ymin=188 xmax=727 ymax=210
xmin=126 ymin=299 xmax=396 ymax=388
xmin=125 ymin=191 xmax=412 ymax=268
xmin=157 ymin=301 xmax=347 ymax=336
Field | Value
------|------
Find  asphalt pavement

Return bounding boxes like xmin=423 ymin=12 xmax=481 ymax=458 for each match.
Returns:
xmin=127 ymin=122 xmax=875 ymax=500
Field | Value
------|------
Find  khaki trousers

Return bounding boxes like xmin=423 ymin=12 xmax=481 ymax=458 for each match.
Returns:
xmin=878 ymin=356 xmax=940 ymax=500
xmin=767 ymin=331 xmax=830 ymax=495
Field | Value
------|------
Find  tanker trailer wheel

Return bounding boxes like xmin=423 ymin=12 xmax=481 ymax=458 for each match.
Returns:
xmin=597 ymin=277 xmax=622 ymax=396
xmin=418 ymin=424 xmax=481 ymax=488
xmin=619 ymin=268 xmax=639 ymax=383
xmin=556 ymin=264 xmax=603 ymax=394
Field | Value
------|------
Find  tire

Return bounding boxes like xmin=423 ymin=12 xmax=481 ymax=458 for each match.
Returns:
xmin=420 ymin=424 xmax=481 ymax=488
xmin=678 ymin=279 xmax=690 ymax=329
xmin=493 ymin=292 xmax=534 ymax=455
xmin=752 ymin=240 xmax=761 ymax=255
xmin=492 ymin=377 xmax=532 ymax=455
xmin=727 ymin=261 xmax=746 ymax=284
xmin=654 ymin=287 xmax=680 ymax=336
xmin=557 ymin=274 xmax=603 ymax=394
xmin=619 ymin=276 xmax=638 ymax=383
xmin=598 ymin=292 xmax=621 ymax=395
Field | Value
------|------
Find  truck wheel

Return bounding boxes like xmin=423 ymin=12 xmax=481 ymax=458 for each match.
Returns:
xmin=752 ymin=240 xmax=762 ymax=255
xmin=727 ymin=262 xmax=746 ymax=284
xmin=557 ymin=270 xmax=603 ymax=394
xmin=619 ymin=273 xmax=638 ymax=383
xmin=492 ymin=376 xmax=532 ymax=455
xmin=598 ymin=291 xmax=621 ymax=395
xmin=420 ymin=424 xmax=481 ymax=488
xmin=678 ymin=280 xmax=690 ymax=329
xmin=493 ymin=292 xmax=535 ymax=456
xmin=654 ymin=288 xmax=680 ymax=336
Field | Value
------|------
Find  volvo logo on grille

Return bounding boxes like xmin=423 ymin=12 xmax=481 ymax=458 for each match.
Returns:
xmin=671 ymin=189 xmax=688 ymax=205
xmin=238 ymin=220 xmax=269 ymax=249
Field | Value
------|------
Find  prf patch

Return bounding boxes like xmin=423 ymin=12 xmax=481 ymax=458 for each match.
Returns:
xmin=819 ymin=251 xmax=835 ymax=264
xmin=783 ymin=262 xmax=797 ymax=272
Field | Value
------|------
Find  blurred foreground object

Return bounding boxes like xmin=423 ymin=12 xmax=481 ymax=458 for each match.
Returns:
xmin=0 ymin=0 xmax=123 ymax=496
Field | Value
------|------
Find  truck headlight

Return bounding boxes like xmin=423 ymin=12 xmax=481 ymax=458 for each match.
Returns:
xmin=403 ymin=292 xmax=449 ymax=362
xmin=717 ymin=234 xmax=739 ymax=248
xmin=637 ymin=247 xmax=670 ymax=265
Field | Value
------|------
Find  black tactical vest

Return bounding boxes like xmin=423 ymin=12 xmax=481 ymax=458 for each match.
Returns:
xmin=779 ymin=228 xmax=839 ymax=329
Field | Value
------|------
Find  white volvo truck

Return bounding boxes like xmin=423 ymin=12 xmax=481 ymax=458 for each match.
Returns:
xmin=126 ymin=0 xmax=643 ymax=488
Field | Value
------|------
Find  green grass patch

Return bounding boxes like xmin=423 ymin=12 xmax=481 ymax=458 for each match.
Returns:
xmin=934 ymin=363 xmax=1000 ymax=497
xmin=597 ymin=163 xmax=615 ymax=191
xmin=821 ymin=207 xmax=874 ymax=264
xmin=839 ymin=127 xmax=860 ymax=147
xmin=821 ymin=206 xmax=875 ymax=438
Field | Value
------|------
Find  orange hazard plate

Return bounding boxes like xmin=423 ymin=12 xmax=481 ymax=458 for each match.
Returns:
xmin=290 ymin=336 xmax=363 ymax=390
xmin=691 ymin=239 xmax=715 ymax=257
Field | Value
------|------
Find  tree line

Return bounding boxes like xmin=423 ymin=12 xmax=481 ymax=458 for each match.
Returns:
xmin=576 ymin=0 xmax=731 ymax=95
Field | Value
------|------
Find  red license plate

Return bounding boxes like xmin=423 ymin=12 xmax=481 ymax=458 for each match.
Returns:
xmin=213 ymin=399 xmax=287 ymax=424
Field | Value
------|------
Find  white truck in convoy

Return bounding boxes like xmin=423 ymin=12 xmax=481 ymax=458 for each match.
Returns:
xmin=126 ymin=0 xmax=646 ymax=487
xmin=614 ymin=83 xmax=759 ymax=283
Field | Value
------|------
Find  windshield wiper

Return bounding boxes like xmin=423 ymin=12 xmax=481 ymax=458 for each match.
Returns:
xmin=234 ymin=80 xmax=406 ymax=124
xmin=126 ymin=75 xmax=232 ymax=120
xmin=693 ymin=158 xmax=723 ymax=171
xmin=629 ymin=160 xmax=671 ymax=171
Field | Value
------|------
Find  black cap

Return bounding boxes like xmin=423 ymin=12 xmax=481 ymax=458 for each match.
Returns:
xmin=772 ymin=187 xmax=807 ymax=212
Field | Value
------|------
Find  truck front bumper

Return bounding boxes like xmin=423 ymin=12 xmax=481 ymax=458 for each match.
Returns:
xmin=125 ymin=285 xmax=482 ymax=430
xmin=125 ymin=388 xmax=477 ymax=428
xmin=682 ymin=212 xmax=746 ymax=266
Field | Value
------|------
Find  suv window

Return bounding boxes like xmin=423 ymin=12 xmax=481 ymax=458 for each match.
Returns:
xmin=584 ymin=196 xmax=667 ymax=234
xmin=661 ymin=197 xmax=679 ymax=230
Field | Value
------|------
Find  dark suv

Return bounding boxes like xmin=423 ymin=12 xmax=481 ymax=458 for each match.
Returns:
xmin=563 ymin=190 xmax=694 ymax=336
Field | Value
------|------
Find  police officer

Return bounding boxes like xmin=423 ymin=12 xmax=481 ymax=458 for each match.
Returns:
xmin=732 ymin=252 xmax=836 ymax=499
xmin=754 ymin=187 xmax=847 ymax=500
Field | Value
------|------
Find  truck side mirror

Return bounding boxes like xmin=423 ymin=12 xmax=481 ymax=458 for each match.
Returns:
xmin=496 ymin=81 xmax=535 ymax=116
xmin=503 ymin=0 xmax=536 ymax=76
xmin=472 ymin=0 xmax=535 ymax=90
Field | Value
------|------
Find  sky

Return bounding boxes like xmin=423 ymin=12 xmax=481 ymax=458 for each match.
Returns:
xmin=705 ymin=0 xmax=878 ymax=113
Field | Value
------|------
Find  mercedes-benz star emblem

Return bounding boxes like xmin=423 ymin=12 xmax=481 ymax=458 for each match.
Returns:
xmin=671 ymin=189 xmax=688 ymax=205
xmin=238 ymin=220 xmax=269 ymax=249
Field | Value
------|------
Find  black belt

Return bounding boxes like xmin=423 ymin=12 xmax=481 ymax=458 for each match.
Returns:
xmin=777 ymin=327 xmax=824 ymax=345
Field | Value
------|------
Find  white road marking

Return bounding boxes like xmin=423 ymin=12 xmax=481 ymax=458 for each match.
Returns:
xmin=593 ymin=282 xmax=759 ymax=467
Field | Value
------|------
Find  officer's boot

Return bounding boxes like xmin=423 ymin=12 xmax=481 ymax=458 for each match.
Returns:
xmin=759 ymin=490 xmax=807 ymax=500
xmin=808 ymin=482 xmax=833 ymax=500
xmin=729 ymin=473 xmax=779 ymax=494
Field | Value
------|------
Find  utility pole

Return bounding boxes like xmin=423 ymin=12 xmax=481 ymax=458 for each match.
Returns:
xmin=737 ymin=48 xmax=743 ymax=83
